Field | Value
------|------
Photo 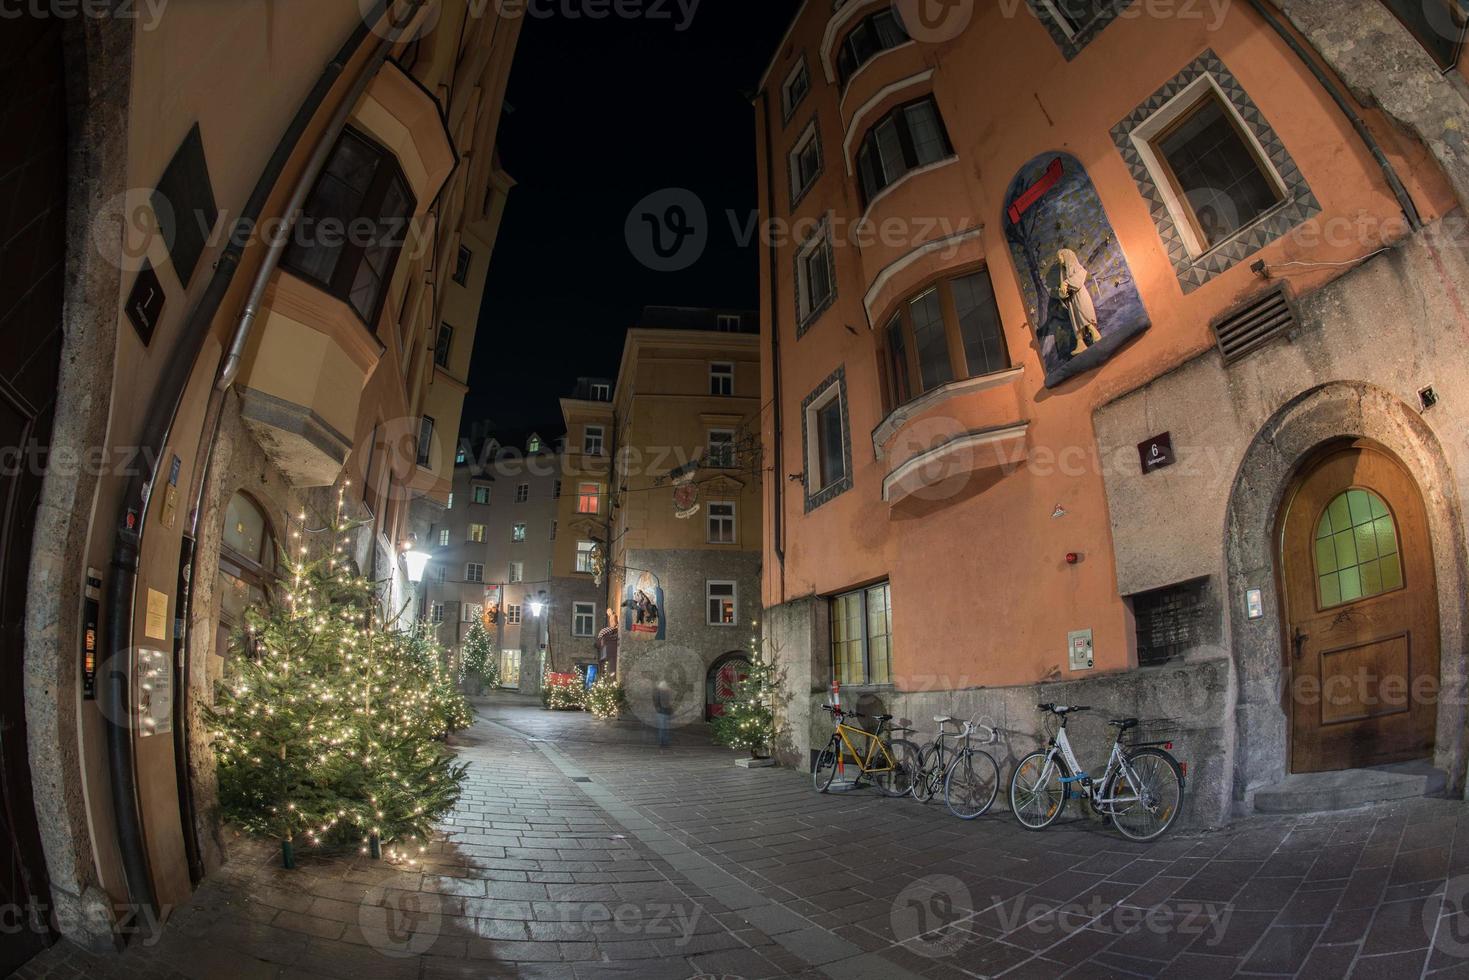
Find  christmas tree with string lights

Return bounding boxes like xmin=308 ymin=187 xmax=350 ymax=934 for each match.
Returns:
xmin=712 ymin=629 xmax=788 ymax=760
xmin=208 ymin=488 xmax=466 ymax=867
xmin=460 ymin=620 xmax=499 ymax=694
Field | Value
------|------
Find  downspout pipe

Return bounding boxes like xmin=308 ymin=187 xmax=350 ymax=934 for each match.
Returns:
xmin=757 ymin=90 xmax=786 ymax=583
xmin=102 ymin=0 xmax=410 ymax=915
xmin=217 ymin=0 xmax=427 ymax=390
xmin=1244 ymin=0 xmax=1422 ymax=232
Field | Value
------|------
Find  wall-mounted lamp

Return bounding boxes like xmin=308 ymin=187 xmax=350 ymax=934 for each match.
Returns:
xmin=399 ymin=534 xmax=430 ymax=583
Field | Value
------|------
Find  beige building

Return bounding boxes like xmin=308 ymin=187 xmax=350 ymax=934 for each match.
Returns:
xmin=551 ymin=308 xmax=764 ymax=721
xmin=2 ymin=1 xmax=521 ymax=963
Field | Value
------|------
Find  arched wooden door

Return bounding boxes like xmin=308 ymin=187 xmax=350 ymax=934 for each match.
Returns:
xmin=1280 ymin=444 xmax=1439 ymax=773
xmin=706 ymin=654 xmax=750 ymax=720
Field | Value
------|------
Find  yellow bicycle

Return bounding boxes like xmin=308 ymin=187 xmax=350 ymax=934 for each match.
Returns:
xmin=813 ymin=703 xmax=918 ymax=796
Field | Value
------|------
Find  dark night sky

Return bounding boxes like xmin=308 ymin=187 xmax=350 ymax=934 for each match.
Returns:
xmin=463 ymin=1 xmax=800 ymax=436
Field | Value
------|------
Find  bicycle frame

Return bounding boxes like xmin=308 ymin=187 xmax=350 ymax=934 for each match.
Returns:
xmin=1040 ymin=725 xmax=1145 ymax=810
xmin=833 ymin=720 xmax=896 ymax=775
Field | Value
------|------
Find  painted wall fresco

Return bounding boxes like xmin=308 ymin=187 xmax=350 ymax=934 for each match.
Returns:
xmin=1002 ymin=152 xmax=1150 ymax=387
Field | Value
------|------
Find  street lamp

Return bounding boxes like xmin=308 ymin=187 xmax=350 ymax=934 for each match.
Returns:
xmin=399 ymin=534 xmax=430 ymax=583
xmin=528 ymin=590 xmax=548 ymax=618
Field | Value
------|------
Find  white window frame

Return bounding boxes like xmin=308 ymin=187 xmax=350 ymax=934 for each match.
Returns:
xmin=446 ymin=492 xmax=454 ymax=509
xmin=572 ymin=601 xmax=596 ymax=638
xmin=512 ymin=523 xmax=527 ymax=542
xmin=515 ymin=483 xmax=530 ymax=503
xmin=707 ymin=580 xmax=738 ymax=627
xmin=707 ymin=428 xmax=737 ymax=469
xmin=584 ymin=424 xmax=605 ymax=456
xmin=710 ymin=361 xmax=734 ymax=396
xmin=468 ymin=523 xmax=486 ymax=543
xmin=575 ymin=540 xmax=596 ymax=574
xmin=508 ymin=561 xmax=524 ymax=584
xmin=576 ymin=482 xmax=601 ymax=515
xmin=466 ymin=562 xmax=484 ymax=584
xmin=437 ymin=528 xmax=450 ymax=547
xmin=472 ymin=484 xmax=491 ymax=505
xmin=788 ymin=118 xmax=823 ymax=205
xmin=716 ymin=314 xmax=742 ymax=332
xmin=781 ymin=57 xmax=811 ymax=121
xmin=805 ymin=380 xmax=848 ymax=493
xmin=1127 ymin=73 xmax=1288 ymax=260
xmin=461 ymin=602 xmax=482 ymax=623
xmin=431 ymin=602 xmax=445 ymax=623
xmin=590 ymin=382 xmax=611 ymax=400
xmin=434 ymin=566 xmax=447 ymax=584
xmin=707 ymin=500 xmax=736 ymax=544
xmin=796 ymin=219 xmax=836 ymax=328
xmin=506 ymin=604 xmax=522 ymax=626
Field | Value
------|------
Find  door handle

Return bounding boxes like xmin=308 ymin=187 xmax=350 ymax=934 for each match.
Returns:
xmin=1292 ymin=627 xmax=1309 ymax=660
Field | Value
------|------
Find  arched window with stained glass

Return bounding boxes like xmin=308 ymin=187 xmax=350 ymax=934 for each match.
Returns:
xmin=1313 ymin=488 xmax=1402 ymax=609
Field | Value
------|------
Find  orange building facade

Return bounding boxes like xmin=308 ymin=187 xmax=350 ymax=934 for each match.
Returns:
xmin=756 ymin=0 xmax=1469 ymax=824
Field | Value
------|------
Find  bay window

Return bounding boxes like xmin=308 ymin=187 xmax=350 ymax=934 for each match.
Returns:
xmin=856 ymin=97 xmax=953 ymax=206
xmin=836 ymin=8 xmax=910 ymax=87
xmin=881 ymin=268 xmax=1010 ymax=411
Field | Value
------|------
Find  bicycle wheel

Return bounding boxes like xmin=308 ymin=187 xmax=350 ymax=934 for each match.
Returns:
xmin=1010 ymin=751 xmax=1067 ymax=830
xmin=911 ymin=743 xmax=941 ymax=803
xmin=813 ymin=736 xmax=840 ymax=793
xmin=873 ymin=738 xmax=919 ymax=797
xmin=944 ymin=749 xmax=1000 ymax=820
xmin=1104 ymin=747 xmax=1184 ymax=842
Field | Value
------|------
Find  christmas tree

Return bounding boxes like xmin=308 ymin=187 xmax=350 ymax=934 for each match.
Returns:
xmin=460 ymin=620 xmax=499 ymax=694
xmin=712 ymin=631 xmax=788 ymax=759
xmin=208 ymin=490 xmax=467 ymax=867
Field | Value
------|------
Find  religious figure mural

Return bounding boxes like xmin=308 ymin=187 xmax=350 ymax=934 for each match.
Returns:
xmin=622 ymin=570 xmax=666 ymax=640
xmin=1002 ymin=152 xmax=1149 ymax=387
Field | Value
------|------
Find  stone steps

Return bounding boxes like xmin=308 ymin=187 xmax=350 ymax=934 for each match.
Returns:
xmin=1253 ymin=759 xmax=1446 ymax=814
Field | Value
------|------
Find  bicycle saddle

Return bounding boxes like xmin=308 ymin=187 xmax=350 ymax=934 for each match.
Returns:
xmin=933 ymin=715 xmax=953 ymax=724
xmin=874 ymin=713 xmax=893 ymax=722
xmin=1109 ymin=717 xmax=1139 ymax=729
xmin=1037 ymin=703 xmax=1090 ymax=714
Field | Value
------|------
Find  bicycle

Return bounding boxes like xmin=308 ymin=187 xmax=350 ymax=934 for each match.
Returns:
xmin=912 ymin=716 xmax=1000 ymax=819
xmin=1009 ymin=703 xmax=1185 ymax=842
xmin=813 ymin=704 xmax=918 ymax=797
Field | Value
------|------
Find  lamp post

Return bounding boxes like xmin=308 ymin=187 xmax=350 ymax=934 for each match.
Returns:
xmin=399 ymin=534 xmax=430 ymax=623
xmin=527 ymin=588 xmax=550 ymax=692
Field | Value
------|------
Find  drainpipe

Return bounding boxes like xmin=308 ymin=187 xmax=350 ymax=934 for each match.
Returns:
xmin=757 ymin=90 xmax=786 ymax=597
xmin=102 ymin=0 xmax=418 ymax=916
xmin=1244 ymin=0 xmax=1421 ymax=232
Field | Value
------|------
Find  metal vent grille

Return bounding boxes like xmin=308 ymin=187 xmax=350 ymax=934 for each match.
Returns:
xmin=1211 ymin=283 xmax=1296 ymax=364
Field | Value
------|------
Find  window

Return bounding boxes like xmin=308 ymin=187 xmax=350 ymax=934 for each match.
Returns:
xmin=882 ymin=268 xmax=1010 ymax=411
xmin=584 ymin=425 xmax=605 ymax=456
xmin=1148 ymin=90 xmax=1283 ymax=253
xmin=805 ymin=376 xmax=849 ymax=499
xmin=446 ymin=492 xmax=454 ymax=509
xmin=434 ymin=566 xmax=446 ymax=584
xmin=431 ymin=602 xmax=445 ymax=623
xmin=707 ymin=581 xmax=737 ymax=626
xmin=506 ymin=604 xmax=522 ymax=626
xmin=707 ymin=501 xmax=736 ymax=544
xmin=553 ymin=480 xmax=562 ymax=499
xmin=461 ymin=602 xmax=481 ymax=623
xmin=472 ymin=485 xmax=490 ymax=505
xmin=512 ymin=523 xmax=527 ymax=543
xmin=416 ymin=416 xmax=435 ymax=468
xmin=217 ymin=492 xmax=276 ymax=654
xmin=795 ymin=221 xmax=835 ymax=333
xmin=283 ymin=128 xmax=416 ymax=327
xmin=576 ymin=540 xmax=597 ymax=574
xmin=856 ymin=98 xmax=953 ymax=206
xmin=781 ymin=58 xmax=810 ymax=121
xmin=515 ymin=483 xmax=530 ymax=504
xmin=437 ymin=528 xmax=450 ymax=547
xmin=1378 ymin=0 xmax=1468 ymax=69
xmin=466 ymin=563 xmax=484 ymax=584
xmin=1037 ymin=0 xmax=1114 ymax=40
xmin=836 ymin=8 xmax=910 ymax=87
xmin=550 ymin=520 xmax=558 ymax=541
xmin=710 ymin=362 xmax=734 ymax=396
xmin=509 ymin=561 xmax=524 ymax=583
xmin=716 ymin=314 xmax=743 ymax=332
xmin=455 ymin=448 xmax=467 ymax=464
xmin=572 ymin=602 xmax=596 ymax=638
xmin=453 ymin=245 xmax=472 ymax=285
xmin=707 ymin=429 xmax=736 ymax=469
xmin=468 ymin=523 xmax=486 ymax=543
xmin=788 ymin=120 xmax=822 ymax=206
xmin=1315 ymin=489 xmax=1402 ymax=608
xmin=590 ymin=383 xmax=611 ymax=401
xmin=434 ymin=323 xmax=453 ymax=368
xmin=830 ymin=582 xmax=893 ymax=686
xmin=577 ymin=483 xmax=601 ymax=515
xmin=528 ymin=435 xmax=542 ymax=453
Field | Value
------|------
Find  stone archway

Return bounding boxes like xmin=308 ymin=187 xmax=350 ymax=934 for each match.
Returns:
xmin=1224 ymin=381 xmax=1469 ymax=807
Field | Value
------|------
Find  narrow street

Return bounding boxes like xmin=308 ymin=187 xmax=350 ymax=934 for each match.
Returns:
xmin=16 ymin=697 xmax=1469 ymax=980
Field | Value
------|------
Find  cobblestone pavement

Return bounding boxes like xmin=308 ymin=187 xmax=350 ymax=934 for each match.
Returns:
xmin=12 ymin=697 xmax=1469 ymax=979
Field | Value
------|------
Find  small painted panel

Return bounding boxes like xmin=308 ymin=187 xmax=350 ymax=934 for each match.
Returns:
xmin=1002 ymin=152 xmax=1150 ymax=388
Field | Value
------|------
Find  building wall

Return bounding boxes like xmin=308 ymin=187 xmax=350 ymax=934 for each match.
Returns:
xmin=757 ymin=0 xmax=1469 ymax=826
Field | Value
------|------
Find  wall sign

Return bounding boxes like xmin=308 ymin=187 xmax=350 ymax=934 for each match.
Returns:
xmin=1138 ymin=433 xmax=1175 ymax=475
xmin=82 ymin=568 xmax=101 ymax=700
xmin=136 ymin=647 xmax=173 ymax=737
xmin=1246 ymin=588 xmax=1265 ymax=620
xmin=126 ymin=261 xmax=165 ymax=347
xmin=145 ymin=588 xmax=169 ymax=641
xmin=1003 ymin=152 xmax=1150 ymax=388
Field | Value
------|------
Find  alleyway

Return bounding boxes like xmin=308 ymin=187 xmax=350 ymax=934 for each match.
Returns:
xmin=15 ymin=698 xmax=1469 ymax=979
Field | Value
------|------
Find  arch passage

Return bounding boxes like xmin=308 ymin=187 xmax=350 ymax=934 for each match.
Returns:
xmin=706 ymin=653 xmax=751 ymax=721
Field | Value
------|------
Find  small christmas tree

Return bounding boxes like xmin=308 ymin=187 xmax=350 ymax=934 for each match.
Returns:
xmin=542 ymin=666 xmax=585 ymax=711
xmin=712 ymin=631 xmax=788 ymax=759
xmin=584 ymin=675 xmax=626 ymax=719
xmin=460 ymin=620 xmax=499 ymax=694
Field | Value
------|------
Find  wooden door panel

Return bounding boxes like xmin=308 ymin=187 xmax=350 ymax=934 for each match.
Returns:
xmin=1282 ymin=445 xmax=1439 ymax=773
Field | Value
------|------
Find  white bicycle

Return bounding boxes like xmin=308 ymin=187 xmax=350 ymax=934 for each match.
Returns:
xmin=1009 ymin=703 xmax=1185 ymax=842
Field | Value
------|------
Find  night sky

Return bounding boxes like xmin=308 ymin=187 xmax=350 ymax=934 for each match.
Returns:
xmin=463 ymin=2 xmax=800 ymax=436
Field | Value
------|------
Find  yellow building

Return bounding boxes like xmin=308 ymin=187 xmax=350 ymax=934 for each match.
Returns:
xmin=2 ymin=1 xmax=520 ymax=961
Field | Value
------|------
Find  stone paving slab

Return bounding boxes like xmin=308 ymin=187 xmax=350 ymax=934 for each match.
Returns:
xmin=12 ymin=697 xmax=1469 ymax=979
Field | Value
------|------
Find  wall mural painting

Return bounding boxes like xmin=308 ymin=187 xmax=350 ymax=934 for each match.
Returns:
xmin=1002 ymin=152 xmax=1149 ymax=388
xmin=622 ymin=570 xmax=666 ymax=641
